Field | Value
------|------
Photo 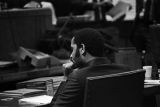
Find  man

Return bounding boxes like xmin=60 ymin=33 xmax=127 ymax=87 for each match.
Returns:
xmin=51 ymin=28 xmax=131 ymax=107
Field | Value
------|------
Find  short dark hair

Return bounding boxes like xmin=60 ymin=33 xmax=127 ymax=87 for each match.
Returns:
xmin=73 ymin=28 xmax=105 ymax=57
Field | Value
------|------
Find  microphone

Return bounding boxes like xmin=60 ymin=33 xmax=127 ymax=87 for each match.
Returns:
xmin=57 ymin=13 xmax=74 ymax=49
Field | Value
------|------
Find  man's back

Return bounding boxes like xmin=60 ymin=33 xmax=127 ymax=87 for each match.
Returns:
xmin=52 ymin=57 xmax=131 ymax=107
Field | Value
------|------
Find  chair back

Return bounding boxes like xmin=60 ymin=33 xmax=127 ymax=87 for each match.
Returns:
xmin=83 ymin=69 xmax=145 ymax=107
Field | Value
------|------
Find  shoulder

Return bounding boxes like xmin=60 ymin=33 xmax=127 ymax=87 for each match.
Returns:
xmin=105 ymin=64 xmax=131 ymax=70
xmin=24 ymin=1 xmax=41 ymax=8
xmin=69 ymin=64 xmax=131 ymax=77
xmin=67 ymin=63 xmax=131 ymax=82
xmin=69 ymin=67 xmax=89 ymax=79
xmin=41 ymin=1 xmax=53 ymax=7
xmin=97 ymin=63 xmax=132 ymax=74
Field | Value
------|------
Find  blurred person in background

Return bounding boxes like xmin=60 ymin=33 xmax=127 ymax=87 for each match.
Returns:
xmin=24 ymin=0 xmax=57 ymax=25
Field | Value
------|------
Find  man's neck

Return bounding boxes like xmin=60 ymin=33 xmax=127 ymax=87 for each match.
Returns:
xmin=84 ymin=54 xmax=96 ymax=63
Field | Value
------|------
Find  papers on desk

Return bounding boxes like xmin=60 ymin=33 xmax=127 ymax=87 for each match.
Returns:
xmin=0 ymin=61 xmax=16 ymax=68
xmin=1 ymin=88 xmax=46 ymax=98
xmin=17 ymin=76 xmax=64 ymax=90
xmin=19 ymin=95 xmax=53 ymax=106
xmin=144 ymin=80 xmax=160 ymax=85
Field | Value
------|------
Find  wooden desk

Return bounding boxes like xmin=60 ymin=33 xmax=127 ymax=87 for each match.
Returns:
xmin=16 ymin=83 xmax=160 ymax=107
xmin=144 ymin=84 xmax=160 ymax=107
xmin=144 ymin=84 xmax=160 ymax=96
xmin=0 ymin=80 xmax=160 ymax=107
xmin=0 ymin=66 xmax=64 ymax=91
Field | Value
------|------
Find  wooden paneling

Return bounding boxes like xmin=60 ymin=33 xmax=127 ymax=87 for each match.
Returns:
xmin=0 ymin=8 xmax=52 ymax=60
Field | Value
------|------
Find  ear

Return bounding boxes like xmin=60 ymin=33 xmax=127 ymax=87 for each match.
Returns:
xmin=80 ymin=44 xmax=85 ymax=55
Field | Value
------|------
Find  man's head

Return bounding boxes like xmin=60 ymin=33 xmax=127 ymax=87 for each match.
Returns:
xmin=70 ymin=28 xmax=105 ymax=63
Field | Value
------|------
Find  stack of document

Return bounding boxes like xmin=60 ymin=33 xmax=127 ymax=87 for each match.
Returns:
xmin=16 ymin=76 xmax=64 ymax=96
xmin=0 ymin=61 xmax=17 ymax=68
xmin=17 ymin=76 xmax=64 ymax=88
xmin=144 ymin=80 xmax=160 ymax=84
xmin=19 ymin=95 xmax=53 ymax=106
xmin=0 ymin=88 xmax=46 ymax=98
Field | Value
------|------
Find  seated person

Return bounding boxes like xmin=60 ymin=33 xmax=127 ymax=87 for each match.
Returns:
xmin=72 ymin=0 xmax=113 ymax=21
xmin=24 ymin=0 xmax=57 ymax=25
xmin=52 ymin=0 xmax=113 ymax=21
xmin=50 ymin=28 xmax=131 ymax=107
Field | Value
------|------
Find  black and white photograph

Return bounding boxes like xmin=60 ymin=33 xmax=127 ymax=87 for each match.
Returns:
xmin=0 ymin=0 xmax=160 ymax=107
